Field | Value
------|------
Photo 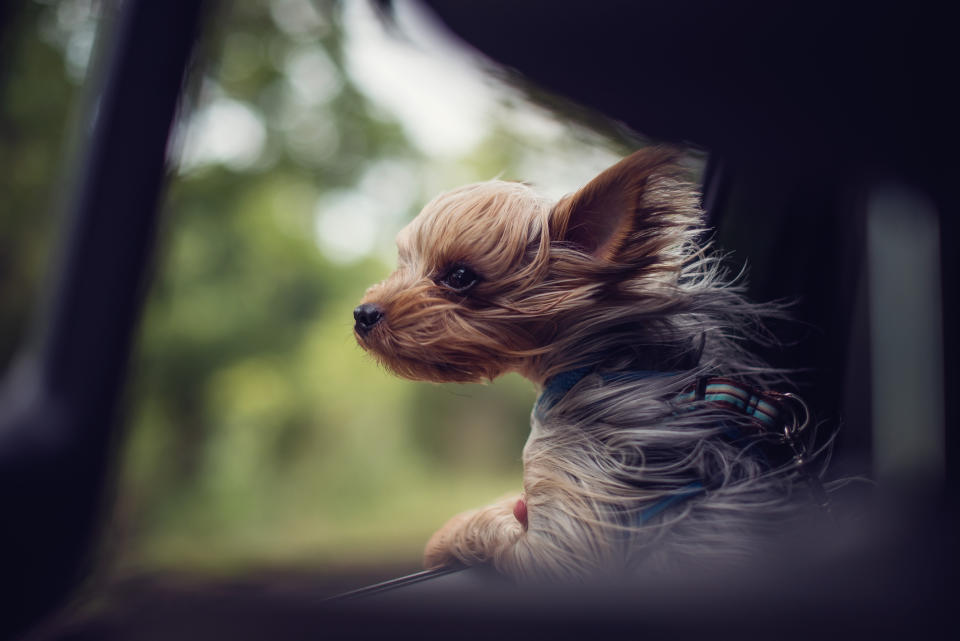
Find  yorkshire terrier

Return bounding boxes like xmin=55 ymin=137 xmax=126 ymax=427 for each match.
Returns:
xmin=354 ymin=147 xmax=823 ymax=581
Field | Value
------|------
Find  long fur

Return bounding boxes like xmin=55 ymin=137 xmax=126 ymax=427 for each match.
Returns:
xmin=355 ymin=147 xmax=814 ymax=581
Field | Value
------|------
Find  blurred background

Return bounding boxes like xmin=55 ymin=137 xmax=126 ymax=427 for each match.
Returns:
xmin=0 ymin=0 xmax=642 ymax=583
xmin=3 ymin=1 xmax=958 ymax=638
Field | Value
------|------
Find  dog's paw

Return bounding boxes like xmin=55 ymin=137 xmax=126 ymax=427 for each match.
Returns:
xmin=423 ymin=495 xmax=525 ymax=569
xmin=423 ymin=510 xmax=473 ymax=569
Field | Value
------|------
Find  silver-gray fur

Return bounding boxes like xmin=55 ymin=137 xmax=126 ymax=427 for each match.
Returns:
xmin=505 ymin=256 xmax=827 ymax=581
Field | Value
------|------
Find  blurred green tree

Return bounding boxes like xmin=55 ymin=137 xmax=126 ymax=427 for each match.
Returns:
xmin=1 ymin=0 xmax=628 ymax=578
xmin=0 ymin=0 xmax=82 ymax=369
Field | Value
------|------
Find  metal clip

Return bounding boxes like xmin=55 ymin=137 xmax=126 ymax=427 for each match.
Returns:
xmin=772 ymin=392 xmax=832 ymax=513
xmin=777 ymin=392 xmax=812 ymax=439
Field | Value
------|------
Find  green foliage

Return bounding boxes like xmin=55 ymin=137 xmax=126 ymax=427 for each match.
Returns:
xmin=0 ymin=1 xmax=79 ymax=368
xmin=116 ymin=0 xmax=543 ymax=575
xmin=2 ymin=0 xmax=625 ymax=577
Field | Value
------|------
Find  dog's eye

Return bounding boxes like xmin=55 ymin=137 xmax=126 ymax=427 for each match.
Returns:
xmin=439 ymin=266 xmax=480 ymax=292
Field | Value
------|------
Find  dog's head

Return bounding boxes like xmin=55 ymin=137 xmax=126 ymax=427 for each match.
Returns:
xmin=353 ymin=147 xmax=703 ymax=384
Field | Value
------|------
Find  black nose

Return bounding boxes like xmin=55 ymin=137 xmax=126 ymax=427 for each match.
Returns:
xmin=353 ymin=303 xmax=384 ymax=333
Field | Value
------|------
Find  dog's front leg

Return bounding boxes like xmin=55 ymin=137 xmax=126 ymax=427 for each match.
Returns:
xmin=423 ymin=494 xmax=524 ymax=569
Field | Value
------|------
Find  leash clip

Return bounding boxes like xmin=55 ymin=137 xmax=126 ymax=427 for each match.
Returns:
xmin=777 ymin=392 xmax=811 ymax=440
xmin=770 ymin=392 xmax=832 ymax=512
xmin=766 ymin=392 xmax=811 ymax=460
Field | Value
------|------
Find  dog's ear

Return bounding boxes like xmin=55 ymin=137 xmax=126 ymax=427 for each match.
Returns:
xmin=550 ymin=147 xmax=685 ymax=261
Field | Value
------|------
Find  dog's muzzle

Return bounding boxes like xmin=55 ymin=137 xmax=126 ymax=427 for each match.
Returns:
xmin=353 ymin=302 xmax=384 ymax=335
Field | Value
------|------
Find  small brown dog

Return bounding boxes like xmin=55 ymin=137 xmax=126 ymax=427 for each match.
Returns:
xmin=354 ymin=147 xmax=815 ymax=580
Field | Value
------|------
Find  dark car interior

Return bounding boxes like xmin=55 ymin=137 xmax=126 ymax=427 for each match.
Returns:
xmin=1 ymin=0 xmax=956 ymax=638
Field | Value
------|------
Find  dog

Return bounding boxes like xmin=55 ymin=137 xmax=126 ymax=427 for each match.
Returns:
xmin=353 ymin=147 xmax=822 ymax=581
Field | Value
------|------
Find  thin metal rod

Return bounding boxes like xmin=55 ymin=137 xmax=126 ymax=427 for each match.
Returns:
xmin=327 ymin=565 xmax=468 ymax=602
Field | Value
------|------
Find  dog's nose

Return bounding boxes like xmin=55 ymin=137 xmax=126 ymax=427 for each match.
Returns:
xmin=353 ymin=303 xmax=384 ymax=333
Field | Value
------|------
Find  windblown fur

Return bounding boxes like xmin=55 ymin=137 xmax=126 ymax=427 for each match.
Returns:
xmin=355 ymin=147 xmax=814 ymax=581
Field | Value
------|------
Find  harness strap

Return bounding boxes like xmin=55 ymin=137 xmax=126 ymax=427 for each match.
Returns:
xmin=637 ymin=481 xmax=704 ymax=525
xmin=536 ymin=367 xmax=674 ymax=417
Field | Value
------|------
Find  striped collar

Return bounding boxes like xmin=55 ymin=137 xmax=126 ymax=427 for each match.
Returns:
xmin=675 ymin=377 xmax=786 ymax=430
xmin=537 ymin=368 xmax=791 ymax=433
